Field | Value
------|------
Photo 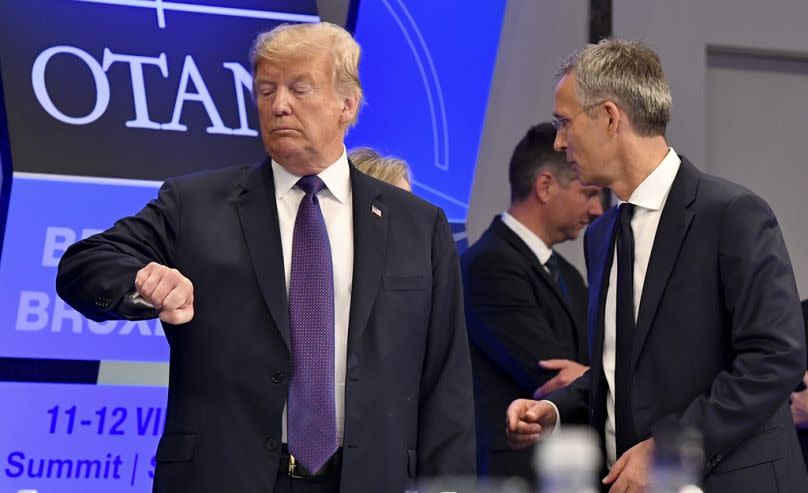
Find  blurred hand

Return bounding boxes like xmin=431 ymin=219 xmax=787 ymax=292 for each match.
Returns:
xmin=791 ymin=371 xmax=808 ymax=428
xmin=135 ymin=262 xmax=194 ymax=324
xmin=505 ymin=399 xmax=557 ymax=449
xmin=533 ymin=359 xmax=589 ymax=399
xmin=602 ymin=438 xmax=654 ymax=493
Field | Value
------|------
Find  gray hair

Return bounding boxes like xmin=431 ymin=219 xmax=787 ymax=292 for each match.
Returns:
xmin=249 ymin=22 xmax=364 ymax=125
xmin=559 ymin=38 xmax=671 ymax=136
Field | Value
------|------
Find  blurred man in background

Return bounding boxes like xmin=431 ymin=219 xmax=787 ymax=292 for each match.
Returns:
xmin=463 ymin=122 xmax=602 ymax=482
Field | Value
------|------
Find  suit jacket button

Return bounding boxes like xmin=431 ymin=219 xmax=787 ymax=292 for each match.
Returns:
xmin=272 ymin=371 xmax=285 ymax=384
xmin=266 ymin=438 xmax=278 ymax=451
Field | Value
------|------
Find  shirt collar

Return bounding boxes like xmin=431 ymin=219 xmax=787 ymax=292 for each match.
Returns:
xmin=271 ymin=147 xmax=351 ymax=203
xmin=500 ymin=211 xmax=553 ymax=265
xmin=625 ymin=147 xmax=681 ymax=211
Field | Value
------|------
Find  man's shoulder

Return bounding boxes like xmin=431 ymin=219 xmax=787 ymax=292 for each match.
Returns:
xmin=367 ymin=175 xmax=437 ymax=213
xmin=355 ymin=172 xmax=445 ymax=229
xmin=167 ymin=161 xmax=258 ymax=190
xmin=461 ymin=218 xmax=524 ymax=270
xmin=697 ymin=171 xmax=761 ymax=204
xmin=677 ymin=156 xmax=766 ymax=209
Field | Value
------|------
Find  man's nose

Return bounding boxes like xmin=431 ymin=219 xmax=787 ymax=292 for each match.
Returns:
xmin=271 ymin=88 xmax=292 ymax=116
xmin=553 ymin=131 xmax=566 ymax=152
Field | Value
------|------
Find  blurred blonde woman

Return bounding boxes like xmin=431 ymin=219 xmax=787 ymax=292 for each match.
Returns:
xmin=349 ymin=147 xmax=412 ymax=191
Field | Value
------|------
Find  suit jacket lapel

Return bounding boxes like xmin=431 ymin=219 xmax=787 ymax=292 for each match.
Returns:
xmin=346 ymin=165 xmax=388 ymax=352
xmin=492 ymin=217 xmax=581 ymax=334
xmin=235 ymin=159 xmax=291 ymax=350
xmin=631 ymin=158 xmax=698 ymax=371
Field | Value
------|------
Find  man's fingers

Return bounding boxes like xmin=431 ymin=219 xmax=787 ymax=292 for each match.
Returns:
xmin=512 ymin=420 xmax=542 ymax=435
xmin=539 ymin=359 xmax=570 ymax=369
xmin=603 ymin=453 xmax=628 ymax=485
xmin=506 ymin=399 xmax=534 ymax=430
xmin=159 ymin=304 xmax=194 ymax=325
xmin=134 ymin=262 xmax=158 ymax=289
xmin=608 ymin=477 xmax=628 ymax=493
xmin=134 ymin=263 xmax=194 ymax=324
xmin=135 ymin=263 xmax=192 ymax=310
xmin=533 ymin=376 xmax=561 ymax=399
xmin=161 ymin=279 xmax=193 ymax=311
xmin=136 ymin=263 xmax=163 ymax=302
xmin=802 ymin=371 xmax=808 ymax=385
xmin=151 ymin=269 xmax=191 ymax=307
xmin=507 ymin=433 xmax=541 ymax=450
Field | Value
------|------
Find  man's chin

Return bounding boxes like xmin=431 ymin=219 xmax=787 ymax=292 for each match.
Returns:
xmin=265 ymin=142 xmax=302 ymax=162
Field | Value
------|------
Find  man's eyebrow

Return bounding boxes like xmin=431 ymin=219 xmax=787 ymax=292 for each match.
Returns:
xmin=291 ymin=74 xmax=315 ymax=84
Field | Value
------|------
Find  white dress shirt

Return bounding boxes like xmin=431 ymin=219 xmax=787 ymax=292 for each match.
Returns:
xmin=501 ymin=211 xmax=553 ymax=269
xmin=272 ymin=149 xmax=354 ymax=445
xmin=602 ymin=148 xmax=680 ymax=465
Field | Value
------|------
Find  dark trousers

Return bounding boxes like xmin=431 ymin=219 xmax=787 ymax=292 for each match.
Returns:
xmin=273 ymin=447 xmax=341 ymax=493
xmin=273 ymin=469 xmax=340 ymax=493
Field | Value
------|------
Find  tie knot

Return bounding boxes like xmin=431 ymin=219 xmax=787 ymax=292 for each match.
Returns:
xmin=619 ymin=203 xmax=636 ymax=224
xmin=297 ymin=175 xmax=327 ymax=195
xmin=545 ymin=252 xmax=560 ymax=275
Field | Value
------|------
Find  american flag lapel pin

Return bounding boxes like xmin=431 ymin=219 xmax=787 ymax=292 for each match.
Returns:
xmin=371 ymin=205 xmax=382 ymax=217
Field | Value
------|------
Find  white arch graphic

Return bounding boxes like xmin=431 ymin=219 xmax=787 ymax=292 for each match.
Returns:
xmin=381 ymin=0 xmax=449 ymax=172
xmin=71 ymin=0 xmax=319 ymax=29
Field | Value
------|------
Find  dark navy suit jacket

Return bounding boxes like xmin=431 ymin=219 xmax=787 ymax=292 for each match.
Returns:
xmin=57 ymin=158 xmax=476 ymax=493
xmin=549 ymin=157 xmax=808 ymax=491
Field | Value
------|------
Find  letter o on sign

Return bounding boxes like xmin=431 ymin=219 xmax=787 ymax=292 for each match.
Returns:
xmin=31 ymin=45 xmax=110 ymax=125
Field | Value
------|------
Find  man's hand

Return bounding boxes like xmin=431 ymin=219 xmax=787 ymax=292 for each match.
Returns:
xmin=135 ymin=262 xmax=194 ymax=324
xmin=602 ymin=438 xmax=654 ymax=493
xmin=790 ymin=371 xmax=808 ymax=428
xmin=505 ymin=399 xmax=557 ymax=449
xmin=533 ymin=359 xmax=589 ymax=399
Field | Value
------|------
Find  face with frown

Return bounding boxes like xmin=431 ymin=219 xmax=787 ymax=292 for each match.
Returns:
xmin=255 ymin=52 xmax=358 ymax=175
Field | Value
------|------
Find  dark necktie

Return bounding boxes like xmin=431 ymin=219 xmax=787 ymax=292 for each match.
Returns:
xmin=615 ymin=202 xmax=637 ymax=457
xmin=287 ymin=175 xmax=337 ymax=472
xmin=544 ymin=251 xmax=570 ymax=303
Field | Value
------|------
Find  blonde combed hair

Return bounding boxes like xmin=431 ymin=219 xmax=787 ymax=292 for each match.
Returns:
xmin=249 ymin=22 xmax=364 ymax=126
xmin=349 ymin=147 xmax=412 ymax=188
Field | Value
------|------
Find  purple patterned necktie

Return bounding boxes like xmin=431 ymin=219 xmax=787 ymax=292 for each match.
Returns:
xmin=287 ymin=175 xmax=337 ymax=472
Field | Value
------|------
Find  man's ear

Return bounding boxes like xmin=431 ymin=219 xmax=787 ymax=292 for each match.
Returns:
xmin=602 ymin=101 xmax=621 ymax=134
xmin=340 ymin=93 xmax=360 ymax=125
xmin=534 ymin=171 xmax=554 ymax=203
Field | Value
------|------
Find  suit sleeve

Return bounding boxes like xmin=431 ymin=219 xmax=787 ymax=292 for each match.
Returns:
xmin=56 ymin=179 xmax=181 ymax=321
xmin=464 ymin=252 xmax=580 ymax=394
xmin=416 ymin=209 xmax=476 ymax=476
xmin=651 ymin=191 xmax=806 ymax=467
xmin=547 ymin=229 xmax=595 ymax=424
xmin=547 ymin=368 xmax=592 ymax=425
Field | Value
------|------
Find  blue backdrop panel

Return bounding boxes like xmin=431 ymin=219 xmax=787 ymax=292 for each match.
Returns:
xmin=346 ymin=0 xmax=506 ymax=222
xmin=0 ymin=382 xmax=167 ymax=492
xmin=0 ymin=175 xmax=167 ymax=362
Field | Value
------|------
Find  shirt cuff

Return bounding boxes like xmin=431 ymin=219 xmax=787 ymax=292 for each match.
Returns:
xmin=541 ymin=400 xmax=561 ymax=436
xmin=129 ymin=290 xmax=155 ymax=308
